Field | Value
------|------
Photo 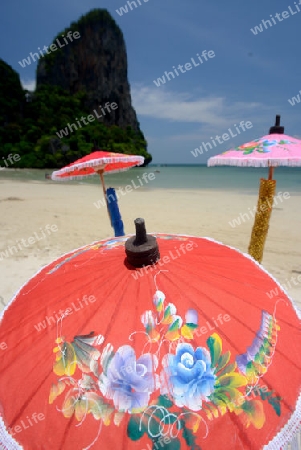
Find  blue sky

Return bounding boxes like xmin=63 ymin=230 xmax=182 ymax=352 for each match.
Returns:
xmin=1 ymin=0 xmax=301 ymax=163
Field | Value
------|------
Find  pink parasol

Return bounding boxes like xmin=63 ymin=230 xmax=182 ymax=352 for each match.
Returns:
xmin=208 ymin=134 xmax=301 ymax=168
xmin=208 ymin=116 xmax=301 ymax=262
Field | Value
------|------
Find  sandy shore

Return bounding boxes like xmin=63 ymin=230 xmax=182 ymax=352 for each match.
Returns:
xmin=0 ymin=179 xmax=301 ymax=310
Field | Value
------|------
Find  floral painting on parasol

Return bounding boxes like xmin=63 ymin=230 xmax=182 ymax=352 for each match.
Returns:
xmin=49 ymin=289 xmax=280 ymax=449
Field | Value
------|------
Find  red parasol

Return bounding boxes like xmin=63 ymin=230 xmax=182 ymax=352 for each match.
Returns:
xmin=0 ymin=220 xmax=300 ymax=449
xmin=51 ymin=150 xmax=144 ymax=227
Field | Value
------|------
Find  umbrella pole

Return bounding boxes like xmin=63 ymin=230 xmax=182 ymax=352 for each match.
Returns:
xmin=268 ymin=167 xmax=274 ymax=180
xmin=248 ymin=177 xmax=276 ymax=263
xmin=97 ymin=170 xmax=111 ymax=223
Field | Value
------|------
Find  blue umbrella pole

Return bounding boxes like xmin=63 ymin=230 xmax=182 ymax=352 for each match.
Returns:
xmin=98 ymin=171 xmax=112 ymax=223
xmin=106 ymin=187 xmax=125 ymax=237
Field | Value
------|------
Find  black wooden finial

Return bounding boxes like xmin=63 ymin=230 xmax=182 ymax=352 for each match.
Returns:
xmin=134 ymin=218 xmax=147 ymax=245
xmin=125 ymin=218 xmax=160 ymax=267
xmin=269 ymin=115 xmax=284 ymax=134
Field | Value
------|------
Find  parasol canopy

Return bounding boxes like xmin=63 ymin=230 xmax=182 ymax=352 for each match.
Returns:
xmin=207 ymin=133 xmax=301 ymax=168
xmin=51 ymin=150 xmax=145 ymax=236
xmin=207 ymin=116 xmax=301 ymax=263
xmin=208 ymin=115 xmax=301 ymax=170
xmin=51 ymin=151 xmax=145 ymax=180
xmin=0 ymin=220 xmax=300 ymax=449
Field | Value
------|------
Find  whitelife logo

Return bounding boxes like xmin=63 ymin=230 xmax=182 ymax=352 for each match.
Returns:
xmin=18 ymin=31 xmax=81 ymax=68
xmin=228 ymin=192 xmax=290 ymax=228
xmin=0 ymin=340 xmax=7 ymax=351
xmin=250 ymin=2 xmax=301 ymax=35
xmin=34 ymin=295 xmax=97 ymax=332
xmin=94 ymin=172 xmax=155 ymax=209
xmin=132 ymin=241 xmax=198 ymax=280
xmin=193 ymin=313 xmax=231 ymax=337
xmin=191 ymin=121 xmax=253 ymax=158
xmin=141 ymin=435 xmax=173 ymax=450
xmin=7 ymin=412 xmax=45 ymax=437
xmin=56 ymin=102 xmax=118 ymax=139
xmin=153 ymin=50 xmax=215 ymax=87
xmin=0 ymin=224 xmax=58 ymax=261
xmin=175 ymin=313 xmax=231 ymax=345
xmin=266 ymin=273 xmax=301 ymax=299
xmin=116 ymin=0 xmax=150 ymax=16
xmin=0 ymin=153 xmax=20 ymax=170
xmin=288 ymin=89 xmax=301 ymax=106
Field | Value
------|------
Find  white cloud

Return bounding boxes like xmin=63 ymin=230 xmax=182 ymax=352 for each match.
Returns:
xmin=131 ymin=85 xmax=263 ymax=128
xmin=21 ymin=79 xmax=36 ymax=91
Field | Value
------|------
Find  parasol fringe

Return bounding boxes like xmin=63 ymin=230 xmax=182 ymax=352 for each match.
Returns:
xmin=207 ymin=157 xmax=301 ymax=167
xmin=51 ymin=155 xmax=144 ymax=181
xmin=264 ymin=392 xmax=301 ymax=449
xmin=58 ymin=155 xmax=144 ymax=168
xmin=0 ymin=415 xmax=23 ymax=449
xmin=290 ymin=430 xmax=301 ymax=450
xmin=51 ymin=165 xmax=140 ymax=181
xmin=285 ymin=428 xmax=301 ymax=450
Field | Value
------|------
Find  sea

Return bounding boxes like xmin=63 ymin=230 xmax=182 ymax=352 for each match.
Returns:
xmin=1 ymin=165 xmax=301 ymax=195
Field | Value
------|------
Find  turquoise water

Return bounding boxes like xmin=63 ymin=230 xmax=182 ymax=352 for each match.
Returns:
xmin=1 ymin=166 xmax=301 ymax=194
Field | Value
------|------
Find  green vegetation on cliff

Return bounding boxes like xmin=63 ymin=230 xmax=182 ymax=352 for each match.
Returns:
xmin=0 ymin=56 xmax=151 ymax=169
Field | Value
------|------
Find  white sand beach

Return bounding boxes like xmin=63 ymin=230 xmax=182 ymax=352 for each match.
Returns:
xmin=0 ymin=178 xmax=301 ymax=311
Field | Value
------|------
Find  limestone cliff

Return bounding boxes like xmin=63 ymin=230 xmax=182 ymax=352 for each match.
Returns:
xmin=36 ymin=9 xmax=140 ymax=133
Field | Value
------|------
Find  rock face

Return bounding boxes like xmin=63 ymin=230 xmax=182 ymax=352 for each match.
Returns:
xmin=0 ymin=59 xmax=24 ymax=126
xmin=36 ymin=9 xmax=140 ymax=132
